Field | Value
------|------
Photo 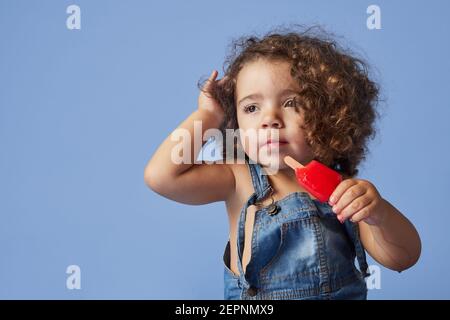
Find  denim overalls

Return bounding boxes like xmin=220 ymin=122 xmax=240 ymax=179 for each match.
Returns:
xmin=222 ymin=159 xmax=370 ymax=300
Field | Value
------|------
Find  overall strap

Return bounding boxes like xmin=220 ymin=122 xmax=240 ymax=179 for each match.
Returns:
xmin=247 ymin=159 xmax=273 ymax=201
xmin=236 ymin=159 xmax=273 ymax=280
xmin=343 ymin=220 xmax=371 ymax=278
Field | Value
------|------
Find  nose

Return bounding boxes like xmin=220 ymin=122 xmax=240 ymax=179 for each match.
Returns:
xmin=261 ymin=109 xmax=283 ymax=129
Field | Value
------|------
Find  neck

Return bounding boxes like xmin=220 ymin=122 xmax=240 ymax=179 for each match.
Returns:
xmin=261 ymin=164 xmax=297 ymax=186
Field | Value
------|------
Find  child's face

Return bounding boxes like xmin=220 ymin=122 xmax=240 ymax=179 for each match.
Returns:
xmin=235 ymin=58 xmax=314 ymax=171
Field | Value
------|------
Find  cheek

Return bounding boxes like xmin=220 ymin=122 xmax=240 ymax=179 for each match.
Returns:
xmin=238 ymin=129 xmax=258 ymax=152
xmin=235 ymin=118 xmax=258 ymax=153
xmin=237 ymin=115 xmax=256 ymax=138
xmin=286 ymin=123 xmax=310 ymax=149
xmin=236 ymin=111 xmax=252 ymax=126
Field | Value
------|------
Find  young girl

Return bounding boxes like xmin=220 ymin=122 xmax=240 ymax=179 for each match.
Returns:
xmin=144 ymin=27 xmax=421 ymax=300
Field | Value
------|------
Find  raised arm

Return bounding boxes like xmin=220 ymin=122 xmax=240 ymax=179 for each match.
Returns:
xmin=144 ymin=70 xmax=235 ymax=205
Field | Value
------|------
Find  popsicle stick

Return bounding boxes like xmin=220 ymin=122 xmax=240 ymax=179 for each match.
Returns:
xmin=284 ymin=156 xmax=305 ymax=170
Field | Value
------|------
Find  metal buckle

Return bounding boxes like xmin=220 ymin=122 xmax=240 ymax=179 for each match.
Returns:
xmin=255 ymin=186 xmax=279 ymax=216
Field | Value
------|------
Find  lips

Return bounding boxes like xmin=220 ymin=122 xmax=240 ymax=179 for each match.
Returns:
xmin=261 ymin=138 xmax=289 ymax=148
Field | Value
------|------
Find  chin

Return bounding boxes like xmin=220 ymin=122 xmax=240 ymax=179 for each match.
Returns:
xmin=257 ymin=154 xmax=287 ymax=174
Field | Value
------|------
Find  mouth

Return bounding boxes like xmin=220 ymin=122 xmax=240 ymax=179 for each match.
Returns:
xmin=261 ymin=139 xmax=289 ymax=148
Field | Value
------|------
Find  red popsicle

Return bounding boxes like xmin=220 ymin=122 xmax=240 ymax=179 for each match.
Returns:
xmin=284 ymin=156 xmax=342 ymax=203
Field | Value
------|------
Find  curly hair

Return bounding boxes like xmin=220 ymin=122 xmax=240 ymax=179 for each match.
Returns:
xmin=203 ymin=25 xmax=381 ymax=178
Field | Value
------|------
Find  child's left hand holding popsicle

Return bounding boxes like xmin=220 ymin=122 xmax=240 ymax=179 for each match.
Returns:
xmin=284 ymin=156 xmax=387 ymax=225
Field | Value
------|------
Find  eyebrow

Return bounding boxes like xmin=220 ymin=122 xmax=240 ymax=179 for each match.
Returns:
xmin=237 ymin=88 xmax=299 ymax=106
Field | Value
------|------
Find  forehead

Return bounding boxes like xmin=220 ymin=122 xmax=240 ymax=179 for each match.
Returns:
xmin=235 ymin=58 xmax=299 ymax=98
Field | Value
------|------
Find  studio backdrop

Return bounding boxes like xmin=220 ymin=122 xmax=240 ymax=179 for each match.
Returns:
xmin=1 ymin=0 xmax=449 ymax=299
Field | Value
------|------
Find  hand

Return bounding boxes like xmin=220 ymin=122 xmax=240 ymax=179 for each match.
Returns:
xmin=198 ymin=70 xmax=226 ymax=125
xmin=328 ymin=179 xmax=387 ymax=226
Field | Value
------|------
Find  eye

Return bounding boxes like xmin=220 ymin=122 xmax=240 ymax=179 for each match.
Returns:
xmin=243 ymin=104 xmax=258 ymax=113
xmin=284 ymin=97 xmax=298 ymax=108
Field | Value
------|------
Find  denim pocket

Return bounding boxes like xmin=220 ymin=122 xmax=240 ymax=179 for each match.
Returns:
xmin=259 ymin=216 xmax=321 ymax=284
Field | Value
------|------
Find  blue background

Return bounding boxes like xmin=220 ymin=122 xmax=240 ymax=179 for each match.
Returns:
xmin=1 ymin=0 xmax=449 ymax=299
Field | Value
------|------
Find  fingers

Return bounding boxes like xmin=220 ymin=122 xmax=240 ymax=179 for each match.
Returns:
xmin=331 ymin=183 xmax=367 ymax=214
xmin=344 ymin=200 xmax=377 ymax=223
xmin=203 ymin=70 xmax=218 ymax=91
xmin=209 ymin=69 xmax=218 ymax=80
xmin=203 ymin=70 xmax=217 ymax=91
xmin=336 ymin=193 xmax=372 ymax=222
xmin=203 ymin=70 xmax=230 ymax=93
xmin=217 ymin=74 xmax=228 ymax=85
xmin=328 ymin=179 xmax=358 ymax=206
